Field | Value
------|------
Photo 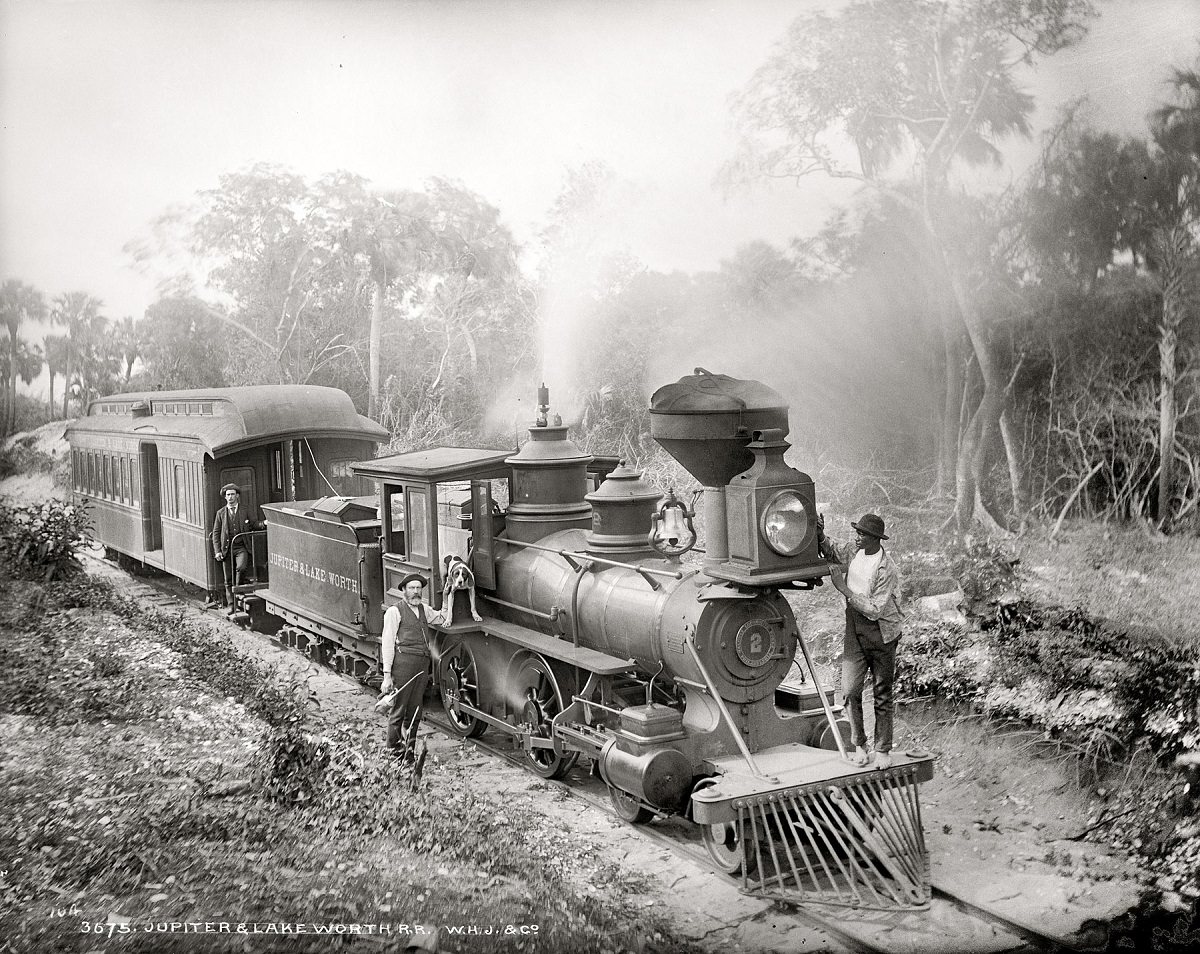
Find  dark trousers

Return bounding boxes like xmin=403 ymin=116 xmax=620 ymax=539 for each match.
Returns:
xmin=221 ymin=548 xmax=251 ymax=600
xmin=386 ymin=653 xmax=431 ymax=751
xmin=842 ymin=607 xmax=899 ymax=753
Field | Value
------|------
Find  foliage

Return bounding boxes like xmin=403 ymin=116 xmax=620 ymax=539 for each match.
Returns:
xmin=0 ymin=279 xmax=47 ymax=439
xmin=943 ymin=535 xmax=1023 ymax=605
xmin=724 ymin=0 xmax=1096 ymax=529
xmin=972 ymin=599 xmax=1200 ymax=764
xmin=0 ymin=498 xmax=90 ymax=582
xmin=0 ymin=422 xmax=60 ymax=482
xmin=0 ymin=574 xmax=696 ymax=954
xmin=1116 ymin=641 xmax=1200 ymax=759
xmin=893 ymin=589 xmax=1200 ymax=773
xmin=257 ymin=724 xmax=332 ymax=805
xmin=127 ymin=165 xmax=537 ymax=438
xmin=893 ymin=619 xmax=977 ymax=702
xmin=49 ymin=291 xmax=120 ymax=418
xmin=132 ymin=295 xmax=229 ymax=389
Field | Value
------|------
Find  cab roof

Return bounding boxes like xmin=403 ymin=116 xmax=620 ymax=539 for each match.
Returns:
xmin=351 ymin=446 xmax=514 ymax=483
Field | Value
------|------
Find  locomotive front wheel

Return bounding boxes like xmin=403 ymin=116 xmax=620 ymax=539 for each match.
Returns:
xmin=693 ymin=778 xmax=759 ymax=877
xmin=513 ymin=655 xmax=576 ymax=781
xmin=701 ymin=819 xmax=760 ymax=877
xmin=813 ymin=715 xmax=853 ymax=752
xmin=608 ymin=786 xmax=653 ymax=825
xmin=438 ymin=644 xmax=486 ymax=739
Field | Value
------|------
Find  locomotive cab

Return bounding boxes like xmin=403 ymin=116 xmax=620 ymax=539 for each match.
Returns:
xmin=352 ymin=448 xmax=513 ymax=613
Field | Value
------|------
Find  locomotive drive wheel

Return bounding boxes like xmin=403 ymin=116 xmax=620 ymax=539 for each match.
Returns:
xmin=513 ymin=654 xmax=577 ymax=780
xmin=438 ymin=644 xmax=486 ymax=739
xmin=608 ymin=785 xmax=653 ymax=825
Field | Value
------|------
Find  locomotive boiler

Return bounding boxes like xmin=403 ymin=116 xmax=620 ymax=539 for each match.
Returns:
xmin=254 ymin=369 xmax=935 ymax=909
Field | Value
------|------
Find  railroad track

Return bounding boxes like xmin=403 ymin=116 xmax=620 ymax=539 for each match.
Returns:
xmin=419 ymin=711 xmax=1095 ymax=954
xmin=102 ymin=554 xmax=1100 ymax=954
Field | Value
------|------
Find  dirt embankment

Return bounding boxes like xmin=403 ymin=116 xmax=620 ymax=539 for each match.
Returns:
xmin=0 ymin=419 xmax=71 ymax=507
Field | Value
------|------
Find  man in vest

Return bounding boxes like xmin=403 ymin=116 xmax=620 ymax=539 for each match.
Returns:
xmin=380 ymin=573 xmax=445 ymax=757
xmin=210 ymin=483 xmax=263 ymax=614
xmin=817 ymin=513 xmax=905 ymax=770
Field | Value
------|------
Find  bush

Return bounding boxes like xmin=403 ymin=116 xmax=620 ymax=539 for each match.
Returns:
xmin=1117 ymin=642 xmax=1200 ymax=760
xmin=0 ymin=498 xmax=91 ymax=581
xmin=894 ymin=619 xmax=978 ymax=702
xmin=944 ymin=534 xmax=1022 ymax=606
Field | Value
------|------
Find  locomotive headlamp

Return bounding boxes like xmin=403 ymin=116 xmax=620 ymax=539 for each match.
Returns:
xmin=649 ymin=488 xmax=697 ymax=557
xmin=712 ymin=428 xmax=828 ymax=586
xmin=760 ymin=490 xmax=808 ymax=557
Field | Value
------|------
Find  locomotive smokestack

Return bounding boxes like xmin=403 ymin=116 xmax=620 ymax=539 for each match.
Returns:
xmin=504 ymin=383 xmax=593 ymax=542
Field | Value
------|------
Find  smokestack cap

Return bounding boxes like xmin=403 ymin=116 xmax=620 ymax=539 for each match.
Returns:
xmin=649 ymin=368 xmax=787 ymax=419
xmin=649 ymin=369 xmax=790 ymax=487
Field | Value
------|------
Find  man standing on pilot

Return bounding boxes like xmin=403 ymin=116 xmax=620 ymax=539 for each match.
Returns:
xmin=817 ymin=513 xmax=905 ymax=770
xmin=380 ymin=573 xmax=445 ymax=758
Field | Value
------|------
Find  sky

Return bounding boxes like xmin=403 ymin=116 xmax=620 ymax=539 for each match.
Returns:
xmin=2 ymin=0 xmax=1199 ymax=352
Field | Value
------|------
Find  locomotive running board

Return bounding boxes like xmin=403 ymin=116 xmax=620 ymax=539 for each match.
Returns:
xmin=693 ymin=752 xmax=934 ymax=911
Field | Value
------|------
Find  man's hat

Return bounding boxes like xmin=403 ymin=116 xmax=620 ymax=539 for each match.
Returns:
xmin=220 ymin=483 xmax=241 ymax=495
xmin=851 ymin=513 xmax=889 ymax=540
xmin=398 ymin=572 xmax=428 ymax=590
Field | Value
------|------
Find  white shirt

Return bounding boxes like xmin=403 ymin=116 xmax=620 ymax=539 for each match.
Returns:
xmin=847 ymin=548 xmax=884 ymax=598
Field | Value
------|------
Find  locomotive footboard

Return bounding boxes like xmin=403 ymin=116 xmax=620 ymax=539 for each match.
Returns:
xmin=692 ymin=750 xmax=935 ymax=910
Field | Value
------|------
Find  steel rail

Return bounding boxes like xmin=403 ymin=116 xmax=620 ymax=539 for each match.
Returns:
xmin=929 ymin=883 xmax=1096 ymax=954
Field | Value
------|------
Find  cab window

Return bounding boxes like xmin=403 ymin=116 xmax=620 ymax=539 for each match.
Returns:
xmin=386 ymin=488 xmax=406 ymax=555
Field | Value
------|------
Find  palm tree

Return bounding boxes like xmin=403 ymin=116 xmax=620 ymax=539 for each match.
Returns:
xmin=50 ymin=291 xmax=103 ymax=418
xmin=335 ymin=187 xmax=437 ymax=419
xmin=1146 ymin=64 xmax=1200 ymax=528
xmin=0 ymin=280 xmax=48 ymax=437
xmin=0 ymin=338 xmax=45 ymax=431
xmin=115 ymin=315 xmax=140 ymax=384
xmin=43 ymin=334 xmax=69 ymax=419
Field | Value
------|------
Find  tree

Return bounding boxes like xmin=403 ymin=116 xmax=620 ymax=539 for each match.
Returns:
xmin=135 ymin=296 xmax=230 ymax=389
xmin=326 ymin=178 xmax=439 ymax=419
xmin=128 ymin=165 xmax=348 ymax=388
xmin=1143 ymin=64 xmax=1200 ymax=528
xmin=0 ymin=280 xmax=48 ymax=437
xmin=114 ymin=316 xmax=140 ymax=384
xmin=49 ymin=292 xmax=105 ymax=418
xmin=0 ymin=337 xmax=43 ymax=435
xmin=73 ymin=315 xmax=120 ymax=407
xmin=43 ymin=335 xmax=69 ymax=419
xmin=726 ymin=0 xmax=1095 ymax=528
xmin=1023 ymin=124 xmax=1154 ymax=290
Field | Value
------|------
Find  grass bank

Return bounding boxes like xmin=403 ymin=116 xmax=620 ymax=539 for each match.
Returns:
xmin=0 ymin=571 xmax=697 ymax=954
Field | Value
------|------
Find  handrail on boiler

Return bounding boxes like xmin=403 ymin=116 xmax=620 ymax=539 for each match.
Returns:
xmin=499 ymin=537 xmax=685 ymax=580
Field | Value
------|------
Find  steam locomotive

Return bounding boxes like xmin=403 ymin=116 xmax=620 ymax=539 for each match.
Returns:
xmin=69 ymin=370 xmax=934 ymax=909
